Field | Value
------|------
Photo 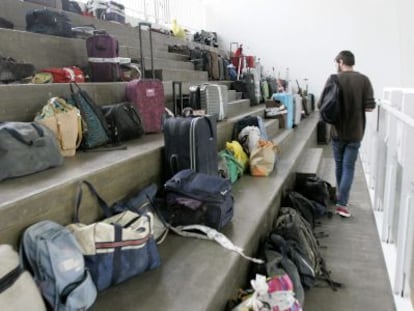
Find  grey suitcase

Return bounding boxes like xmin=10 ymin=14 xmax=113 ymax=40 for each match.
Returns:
xmin=199 ymin=84 xmax=228 ymax=121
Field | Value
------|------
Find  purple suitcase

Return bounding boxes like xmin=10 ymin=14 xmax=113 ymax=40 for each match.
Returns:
xmin=86 ymin=30 xmax=120 ymax=82
xmin=126 ymin=23 xmax=165 ymax=133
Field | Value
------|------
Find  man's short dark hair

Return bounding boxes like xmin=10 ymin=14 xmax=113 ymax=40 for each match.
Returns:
xmin=335 ymin=50 xmax=355 ymax=66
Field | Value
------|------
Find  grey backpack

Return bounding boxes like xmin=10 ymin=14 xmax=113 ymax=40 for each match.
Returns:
xmin=0 ymin=122 xmax=63 ymax=181
xmin=21 ymin=221 xmax=97 ymax=311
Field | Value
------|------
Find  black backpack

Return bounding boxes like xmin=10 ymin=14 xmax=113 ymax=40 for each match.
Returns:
xmin=274 ymin=207 xmax=341 ymax=290
xmin=319 ymin=74 xmax=342 ymax=125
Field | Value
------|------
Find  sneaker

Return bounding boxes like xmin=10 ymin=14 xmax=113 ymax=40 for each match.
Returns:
xmin=336 ymin=205 xmax=351 ymax=218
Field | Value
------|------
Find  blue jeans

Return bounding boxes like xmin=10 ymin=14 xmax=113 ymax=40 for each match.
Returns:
xmin=332 ymin=138 xmax=361 ymax=206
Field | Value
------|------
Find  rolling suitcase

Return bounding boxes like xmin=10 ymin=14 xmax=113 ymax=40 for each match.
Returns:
xmin=200 ymin=84 xmax=228 ymax=121
xmin=317 ymin=121 xmax=331 ymax=144
xmin=163 ymin=116 xmax=218 ymax=181
xmin=26 ymin=8 xmax=72 ymax=38
xmin=126 ymin=23 xmax=165 ymax=133
xmin=86 ymin=30 xmax=120 ymax=82
xmin=273 ymin=93 xmax=294 ymax=129
xmin=293 ymin=94 xmax=303 ymax=126
xmin=243 ymin=72 xmax=258 ymax=106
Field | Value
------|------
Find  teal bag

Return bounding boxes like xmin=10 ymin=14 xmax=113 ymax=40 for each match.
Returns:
xmin=218 ymin=149 xmax=244 ymax=184
xmin=68 ymin=82 xmax=110 ymax=149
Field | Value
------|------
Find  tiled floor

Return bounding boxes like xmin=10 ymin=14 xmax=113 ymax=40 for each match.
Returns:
xmin=303 ymin=146 xmax=396 ymax=311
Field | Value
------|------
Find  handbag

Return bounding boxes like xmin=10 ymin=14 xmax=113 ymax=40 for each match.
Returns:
xmin=0 ymin=122 xmax=64 ymax=181
xmin=66 ymin=181 xmax=161 ymax=291
xmin=101 ymin=102 xmax=144 ymax=143
xmin=0 ymin=245 xmax=46 ymax=311
xmin=67 ymin=82 xmax=111 ymax=149
xmin=35 ymin=97 xmax=82 ymax=156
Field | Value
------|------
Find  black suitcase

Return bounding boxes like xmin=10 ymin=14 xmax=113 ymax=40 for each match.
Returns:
xmin=163 ymin=116 xmax=218 ymax=181
xmin=317 ymin=120 xmax=331 ymax=144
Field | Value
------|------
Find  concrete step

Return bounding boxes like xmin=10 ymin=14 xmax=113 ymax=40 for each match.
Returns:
xmin=295 ymin=147 xmax=324 ymax=178
xmin=150 ymin=69 xmax=208 ymax=82
xmin=228 ymin=89 xmax=237 ymax=102
xmin=264 ymin=118 xmax=280 ymax=139
xmin=0 ymin=81 xmax=238 ymax=122
xmin=0 ymin=28 xmax=192 ymax=70
xmin=0 ymin=0 xmax=225 ymax=55
xmin=90 ymin=114 xmax=320 ymax=311
xmin=0 ymin=104 xmax=278 ymax=247
xmin=227 ymin=99 xmax=251 ymax=118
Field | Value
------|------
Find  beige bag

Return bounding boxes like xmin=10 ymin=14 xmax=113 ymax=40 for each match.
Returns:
xmin=0 ymin=245 xmax=46 ymax=311
xmin=250 ymin=140 xmax=279 ymax=177
xmin=35 ymin=97 xmax=82 ymax=157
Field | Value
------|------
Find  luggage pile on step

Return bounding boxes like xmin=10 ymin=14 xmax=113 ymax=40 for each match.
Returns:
xmin=188 ymin=46 xmax=233 ymax=81
xmin=226 ymin=176 xmax=340 ymax=311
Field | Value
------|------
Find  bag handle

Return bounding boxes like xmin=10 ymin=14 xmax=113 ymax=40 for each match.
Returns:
xmin=4 ymin=123 xmax=44 ymax=146
xmin=172 ymin=81 xmax=183 ymax=116
xmin=138 ymin=22 xmax=154 ymax=79
xmin=74 ymin=180 xmax=112 ymax=223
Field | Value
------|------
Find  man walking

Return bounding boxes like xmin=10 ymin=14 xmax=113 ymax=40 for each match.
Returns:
xmin=321 ymin=50 xmax=376 ymax=217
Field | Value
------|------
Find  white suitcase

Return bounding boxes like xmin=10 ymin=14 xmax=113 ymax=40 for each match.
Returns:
xmin=293 ymin=94 xmax=303 ymax=126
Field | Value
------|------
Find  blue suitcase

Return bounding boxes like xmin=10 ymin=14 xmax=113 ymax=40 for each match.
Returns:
xmin=273 ymin=93 xmax=294 ymax=129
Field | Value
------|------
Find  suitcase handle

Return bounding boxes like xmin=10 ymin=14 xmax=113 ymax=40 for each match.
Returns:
xmin=138 ymin=22 xmax=154 ymax=79
xmin=229 ymin=42 xmax=239 ymax=57
xmin=172 ymin=81 xmax=183 ymax=116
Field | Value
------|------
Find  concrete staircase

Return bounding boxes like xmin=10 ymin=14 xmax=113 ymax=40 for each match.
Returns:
xmin=0 ymin=1 xmax=320 ymax=310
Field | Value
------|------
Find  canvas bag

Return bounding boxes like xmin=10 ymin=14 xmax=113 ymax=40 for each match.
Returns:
xmin=21 ymin=220 xmax=97 ymax=311
xmin=35 ymin=97 xmax=82 ymax=157
xmin=67 ymin=181 xmax=161 ymax=291
xmin=0 ymin=122 xmax=64 ymax=181
xmin=0 ymin=244 xmax=46 ymax=311
xmin=250 ymin=140 xmax=278 ymax=177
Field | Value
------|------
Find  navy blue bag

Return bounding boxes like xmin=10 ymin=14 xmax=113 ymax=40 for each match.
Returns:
xmin=163 ymin=169 xmax=234 ymax=230
xmin=67 ymin=181 xmax=161 ymax=291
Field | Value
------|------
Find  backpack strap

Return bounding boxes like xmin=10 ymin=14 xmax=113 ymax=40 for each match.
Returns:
xmin=169 ymin=224 xmax=264 ymax=264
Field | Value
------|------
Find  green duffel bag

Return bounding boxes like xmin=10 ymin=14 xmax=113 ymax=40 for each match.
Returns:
xmin=0 ymin=121 xmax=63 ymax=181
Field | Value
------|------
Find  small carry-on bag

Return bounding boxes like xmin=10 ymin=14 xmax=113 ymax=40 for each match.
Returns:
xmin=0 ymin=245 xmax=46 ymax=311
xmin=164 ymin=169 xmax=234 ymax=230
xmin=86 ymin=30 xmax=120 ymax=82
xmin=126 ymin=22 xmax=165 ymax=133
xmin=163 ymin=115 xmax=218 ymax=181
xmin=199 ymin=84 xmax=228 ymax=121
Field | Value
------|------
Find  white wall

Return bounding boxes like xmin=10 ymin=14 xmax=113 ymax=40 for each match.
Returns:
xmin=203 ymin=0 xmax=403 ymax=97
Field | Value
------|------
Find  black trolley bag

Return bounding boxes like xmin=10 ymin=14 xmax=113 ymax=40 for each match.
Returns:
xmin=163 ymin=114 xmax=218 ymax=181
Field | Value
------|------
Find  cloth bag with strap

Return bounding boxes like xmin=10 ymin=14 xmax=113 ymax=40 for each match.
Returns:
xmin=67 ymin=82 xmax=111 ymax=149
xmin=0 ymin=245 xmax=46 ymax=311
xmin=35 ymin=97 xmax=82 ymax=157
xmin=0 ymin=122 xmax=64 ymax=181
xmin=66 ymin=181 xmax=161 ymax=291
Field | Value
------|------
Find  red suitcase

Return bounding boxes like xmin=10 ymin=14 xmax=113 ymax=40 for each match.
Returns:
xmin=126 ymin=23 xmax=165 ymax=133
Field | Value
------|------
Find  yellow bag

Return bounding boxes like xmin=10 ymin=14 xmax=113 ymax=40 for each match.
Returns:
xmin=250 ymin=140 xmax=279 ymax=177
xmin=226 ymin=140 xmax=249 ymax=171
xmin=35 ymin=97 xmax=82 ymax=157
xmin=171 ymin=19 xmax=186 ymax=39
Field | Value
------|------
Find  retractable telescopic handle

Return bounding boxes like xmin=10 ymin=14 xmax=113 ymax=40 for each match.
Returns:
xmin=138 ymin=22 xmax=154 ymax=79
